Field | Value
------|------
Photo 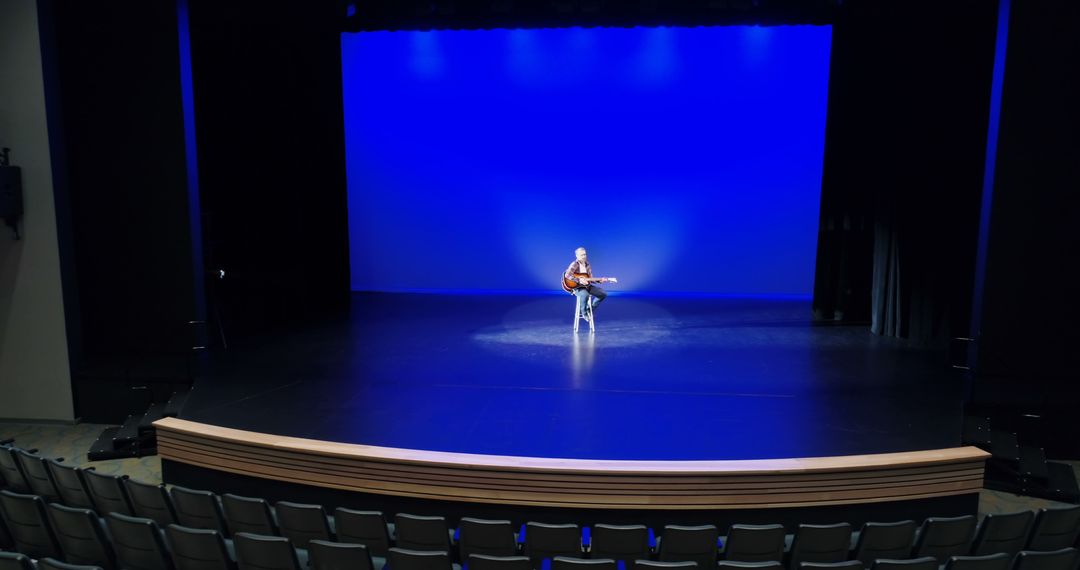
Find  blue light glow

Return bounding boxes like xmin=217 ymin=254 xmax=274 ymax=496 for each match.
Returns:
xmin=342 ymin=25 xmax=831 ymax=296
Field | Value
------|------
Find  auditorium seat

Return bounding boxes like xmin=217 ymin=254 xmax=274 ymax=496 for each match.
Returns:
xmin=912 ymin=516 xmax=977 ymax=563
xmin=723 ymin=525 xmax=786 ymax=563
xmin=220 ymin=495 xmax=278 ymax=537
xmin=170 ymin=487 xmax=228 ymax=535
xmin=46 ymin=461 xmax=96 ymax=511
xmin=0 ymin=511 xmax=13 ymax=549
xmin=15 ymin=449 xmax=62 ymax=503
xmin=522 ymin=522 xmax=582 ymax=568
xmin=46 ymin=503 xmax=117 ymax=570
xmin=633 ymin=560 xmax=699 ymax=570
xmin=1027 ymin=507 xmax=1080 ymax=551
xmin=394 ymin=514 xmax=454 ymax=553
xmin=104 ymin=512 xmax=173 ymax=570
xmin=274 ymin=501 xmax=333 ymax=549
xmin=232 ymin=532 xmax=304 ymax=570
xmin=388 ymin=547 xmax=459 ymax=570
xmin=0 ymin=489 xmax=63 ymax=559
xmin=971 ymin=512 xmax=1035 ymax=557
xmin=469 ymin=554 xmax=533 ymax=570
xmin=868 ymin=557 xmax=937 ymax=570
xmin=0 ymin=446 xmax=31 ymax=494
xmin=787 ymin=524 xmax=853 ymax=568
xmin=944 ymin=553 xmax=1012 ymax=570
xmin=309 ymin=539 xmax=384 ymax=570
xmin=37 ymin=558 xmax=105 ymax=570
xmin=124 ymin=479 xmax=178 ymax=527
xmin=799 ymin=560 xmax=864 ymax=570
xmin=590 ymin=524 xmax=652 ymax=564
xmin=458 ymin=518 xmax=519 ymax=562
xmin=657 ymin=525 xmax=720 ymax=568
xmin=552 ymin=557 xmax=616 ymax=570
xmin=166 ymin=524 xmax=237 ymax=570
xmin=10 ymin=454 xmax=1080 ymax=570
xmin=717 ymin=561 xmax=784 ymax=569
xmin=0 ymin=552 xmax=34 ymax=570
xmin=852 ymin=522 xmax=917 ymax=566
xmin=83 ymin=471 xmax=135 ymax=517
xmin=333 ymin=508 xmax=392 ymax=556
xmin=1011 ymin=548 xmax=1080 ymax=570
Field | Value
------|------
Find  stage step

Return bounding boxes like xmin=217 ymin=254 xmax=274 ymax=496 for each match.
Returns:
xmin=112 ymin=414 xmax=141 ymax=446
xmin=86 ymin=427 xmax=134 ymax=461
xmin=979 ymin=414 xmax=1079 ymax=504
xmin=138 ymin=402 xmax=165 ymax=437
xmin=85 ymin=388 xmax=191 ymax=461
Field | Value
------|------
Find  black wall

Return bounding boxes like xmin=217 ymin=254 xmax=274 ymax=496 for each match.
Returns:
xmin=970 ymin=0 xmax=1080 ymax=457
xmin=41 ymin=0 xmax=201 ymax=421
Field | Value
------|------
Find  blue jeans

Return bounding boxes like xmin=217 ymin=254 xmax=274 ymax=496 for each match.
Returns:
xmin=574 ymin=285 xmax=607 ymax=316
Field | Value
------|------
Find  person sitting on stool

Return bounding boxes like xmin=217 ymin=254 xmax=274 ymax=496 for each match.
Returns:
xmin=564 ymin=246 xmax=609 ymax=318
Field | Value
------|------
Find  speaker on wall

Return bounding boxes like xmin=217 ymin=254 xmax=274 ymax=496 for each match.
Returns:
xmin=0 ymin=160 xmax=23 ymax=239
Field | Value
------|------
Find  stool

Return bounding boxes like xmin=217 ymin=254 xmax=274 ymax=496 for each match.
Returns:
xmin=573 ymin=293 xmax=595 ymax=333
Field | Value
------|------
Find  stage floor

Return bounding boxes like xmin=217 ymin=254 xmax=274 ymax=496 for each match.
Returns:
xmin=182 ymin=293 xmax=964 ymax=461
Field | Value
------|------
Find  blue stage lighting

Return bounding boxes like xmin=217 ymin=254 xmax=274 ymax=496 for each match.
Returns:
xmin=342 ymin=25 xmax=831 ymax=297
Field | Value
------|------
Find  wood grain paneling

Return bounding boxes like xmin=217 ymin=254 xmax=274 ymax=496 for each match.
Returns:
xmin=155 ymin=418 xmax=988 ymax=510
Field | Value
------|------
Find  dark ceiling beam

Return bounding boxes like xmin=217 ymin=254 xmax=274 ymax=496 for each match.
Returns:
xmin=340 ymin=0 xmax=842 ymax=32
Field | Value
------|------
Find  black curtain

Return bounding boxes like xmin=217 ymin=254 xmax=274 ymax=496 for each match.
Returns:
xmin=187 ymin=0 xmax=350 ymax=340
xmin=40 ymin=0 xmax=201 ymax=421
xmin=970 ymin=0 xmax=1080 ymax=457
xmin=814 ymin=0 xmax=997 ymax=346
xmin=870 ymin=206 xmax=901 ymax=337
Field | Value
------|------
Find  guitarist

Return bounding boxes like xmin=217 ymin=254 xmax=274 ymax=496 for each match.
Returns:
xmin=564 ymin=247 xmax=609 ymax=317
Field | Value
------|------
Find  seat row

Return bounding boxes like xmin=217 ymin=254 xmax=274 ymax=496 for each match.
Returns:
xmin=1 ymin=505 xmax=1079 ymax=570
xmin=3 ymin=441 xmax=1080 ymax=570
xmin=5 ymin=483 xmax=1080 ymax=570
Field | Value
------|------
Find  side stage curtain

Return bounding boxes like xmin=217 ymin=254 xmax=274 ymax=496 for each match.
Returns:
xmin=812 ymin=0 xmax=994 ymax=346
xmin=811 ymin=203 xmax=872 ymax=323
xmin=870 ymin=210 xmax=902 ymax=337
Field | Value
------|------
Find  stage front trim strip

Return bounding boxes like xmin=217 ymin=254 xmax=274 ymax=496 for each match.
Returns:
xmin=154 ymin=417 xmax=989 ymax=510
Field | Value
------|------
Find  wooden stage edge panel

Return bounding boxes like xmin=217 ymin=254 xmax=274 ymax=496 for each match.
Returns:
xmin=154 ymin=417 xmax=990 ymax=511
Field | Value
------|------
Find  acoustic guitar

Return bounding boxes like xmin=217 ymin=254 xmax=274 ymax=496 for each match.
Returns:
xmin=562 ymin=273 xmax=618 ymax=293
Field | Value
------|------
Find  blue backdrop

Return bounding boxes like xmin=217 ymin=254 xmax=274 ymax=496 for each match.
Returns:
xmin=342 ymin=25 xmax=831 ymax=295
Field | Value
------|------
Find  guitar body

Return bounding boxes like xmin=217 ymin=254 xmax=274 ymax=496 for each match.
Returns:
xmin=562 ymin=273 xmax=589 ymax=293
xmin=561 ymin=273 xmax=617 ymax=293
